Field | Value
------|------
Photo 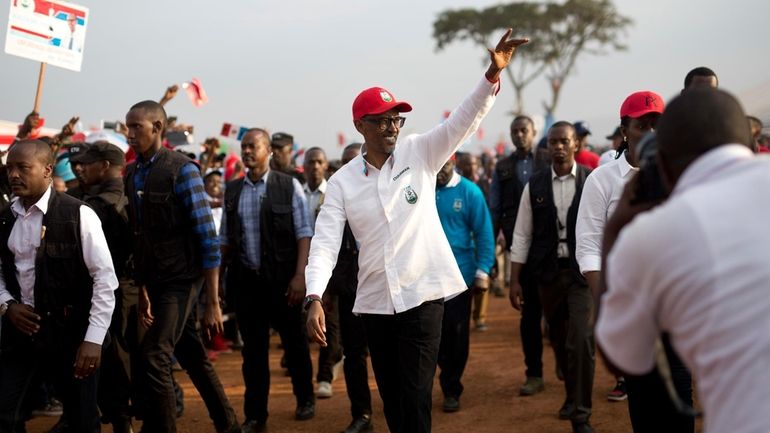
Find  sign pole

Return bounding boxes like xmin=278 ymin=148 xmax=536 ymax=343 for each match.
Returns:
xmin=33 ymin=62 xmax=46 ymax=113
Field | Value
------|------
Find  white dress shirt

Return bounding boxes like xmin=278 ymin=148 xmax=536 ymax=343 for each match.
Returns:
xmin=597 ymin=145 xmax=770 ymax=433
xmin=575 ymin=154 xmax=637 ymax=274
xmin=304 ymin=178 xmax=327 ymax=230
xmin=0 ymin=186 xmax=118 ymax=345
xmin=306 ymin=77 xmax=499 ymax=314
xmin=509 ymin=164 xmax=577 ymax=264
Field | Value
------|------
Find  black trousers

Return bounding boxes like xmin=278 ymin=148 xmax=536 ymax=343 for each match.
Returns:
xmin=316 ymin=292 xmax=343 ymax=383
xmin=139 ymin=278 xmax=237 ymax=433
xmin=519 ymin=265 xmax=543 ymax=378
xmin=98 ymin=279 xmax=137 ymax=425
xmin=0 ymin=319 xmax=100 ymax=433
xmin=233 ymin=268 xmax=314 ymax=423
xmin=437 ymin=289 xmax=472 ymax=399
xmin=337 ymin=289 xmax=373 ymax=419
xmin=626 ymin=335 xmax=694 ymax=433
xmin=362 ymin=299 xmax=443 ymax=433
xmin=540 ymin=269 xmax=595 ymax=425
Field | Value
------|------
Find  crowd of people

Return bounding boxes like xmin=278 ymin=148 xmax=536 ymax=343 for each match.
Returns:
xmin=0 ymin=28 xmax=768 ymax=433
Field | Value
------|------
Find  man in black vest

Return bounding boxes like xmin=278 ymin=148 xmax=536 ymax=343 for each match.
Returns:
xmin=509 ymin=122 xmax=595 ymax=433
xmin=71 ymin=141 xmax=136 ymax=433
xmin=0 ymin=139 xmax=118 ymax=433
xmin=492 ymin=115 xmax=549 ymax=396
xmin=124 ymin=101 xmax=238 ymax=433
xmin=220 ymin=128 xmax=315 ymax=433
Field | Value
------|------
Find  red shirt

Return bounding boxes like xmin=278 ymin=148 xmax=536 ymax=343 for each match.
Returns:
xmin=575 ymin=149 xmax=600 ymax=169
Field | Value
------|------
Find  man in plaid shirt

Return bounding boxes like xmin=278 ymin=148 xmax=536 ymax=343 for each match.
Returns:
xmin=124 ymin=100 xmax=239 ymax=433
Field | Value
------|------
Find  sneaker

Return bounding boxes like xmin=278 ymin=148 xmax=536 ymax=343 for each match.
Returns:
xmin=32 ymin=398 xmax=63 ymax=417
xmin=519 ymin=377 xmax=544 ymax=396
xmin=607 ymin=379 xmax=628 ymax=401
xmin=295 ymin=401 xmax=315 ymax=421
xmin=317 ymin=381 xmax=333 ymax=399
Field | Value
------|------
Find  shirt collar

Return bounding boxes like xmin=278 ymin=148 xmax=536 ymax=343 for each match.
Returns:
xmin=672 ymin=144 xmax=754 ymax=197
xmin=444 ymin=171 xmax=462 ymax=188
xmin=551 ymin=163 xmax=577 ymax=180
xmin=304 ymin=178 xmax=327 ymax=195
xmin=616 ymin=152 xmax=636 ymax=178
xmin=245 ymin=169 xmax=270 ymax=186
xmin=361 ymin=143 xmax=394 ymax=176
xmin=12 ymin=184 xmax=53 ymax=217
xmin=135 ymin=148 xmax=162 ymax=167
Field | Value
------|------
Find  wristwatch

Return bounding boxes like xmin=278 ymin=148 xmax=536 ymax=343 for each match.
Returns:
xmin=0 ymin=300 xmax=16 ymax=316
xmin=303 ymin=295 xmax=322 ymax=311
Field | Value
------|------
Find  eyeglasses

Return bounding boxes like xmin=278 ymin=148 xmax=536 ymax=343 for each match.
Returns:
xmin=362 ymin=116 xmax=406 ymax=131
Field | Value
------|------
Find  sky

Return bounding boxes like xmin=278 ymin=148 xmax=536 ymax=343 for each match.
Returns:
xmin=2 ymin=0 xmax=769 ymax=157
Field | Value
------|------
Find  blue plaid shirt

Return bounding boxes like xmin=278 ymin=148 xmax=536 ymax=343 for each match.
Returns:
xmin=132 ymin=151 xmax=221 ymax=270
xmin=220 ymin=170 xmax=313 ymax=270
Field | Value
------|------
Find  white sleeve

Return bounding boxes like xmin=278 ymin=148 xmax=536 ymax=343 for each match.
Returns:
xmin=595 ymin=221 xmax=659 ymax=375
xmin=0 ymin=259 xmax=11 ymax=305
xmin=305 ymin=177 xmax=347 ymax=298
xmin=410 ymin=77 xmax=499 ymax=173
xmin=509 ymin=183 xmax=533 ymax=264
xmin=79 ymin=205 xmax=118 ymax=345
xmin=576 ymin=172 xmax=608 ymax=274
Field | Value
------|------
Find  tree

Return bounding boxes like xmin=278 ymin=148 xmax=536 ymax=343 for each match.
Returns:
xmin=433 ymin=3 xmax=552 ymax=115
xmin=433 ymin=0 xmax=632 ymax=117
xmin=540 ymin=0 xmax=632 ymax=116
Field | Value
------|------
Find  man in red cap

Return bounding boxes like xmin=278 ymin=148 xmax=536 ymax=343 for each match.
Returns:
xmin=576 ymin=90 xmax=665 ymax=411
xmin=305 ymin=29 xmax=528 ymax=433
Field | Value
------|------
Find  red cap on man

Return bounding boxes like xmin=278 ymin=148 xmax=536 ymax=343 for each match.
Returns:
xmin=620 ymin=91 xmax=665 ymax=119
xmin=352 ymin=87 xmax=413 ymax=121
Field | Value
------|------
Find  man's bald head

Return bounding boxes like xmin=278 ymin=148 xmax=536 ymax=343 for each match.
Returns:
xmin=10 ymin=139 xmax=54 ymax=165
xmin=657 ymin=89 xmax=751 ymax=178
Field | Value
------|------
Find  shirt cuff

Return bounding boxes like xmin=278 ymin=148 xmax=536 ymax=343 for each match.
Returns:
xmin=484 ymin=74 xmax=502 ymax=95
xmin=475 ymin=269 xmax=489 ymax=279
xmin=578 ymin=255 xmax=602 ymax=274
xmin=84 ymin=325 xmax=108 ymax=345
xmin=0 ymin=293 xmax=16 ymax=305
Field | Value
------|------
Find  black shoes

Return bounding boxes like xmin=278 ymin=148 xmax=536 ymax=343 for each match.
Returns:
xmin=241 ymin=419 xmax=268 ymax=433
xmin=295 ymin=400 xmax=316 ymax=420
xmin=558 ymin=400 xmax=575 ymax=420
xmin=442 ymin=395 xmax=460 ymax=413
xmin=572 ymin=422 xmax=595 ymax=433
xmin=342 ymin=414 xmax=374 ymax=433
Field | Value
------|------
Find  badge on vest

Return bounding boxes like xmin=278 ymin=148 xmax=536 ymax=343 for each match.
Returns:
xmin=453 ymin=198 xmax=463 ymax=212
xmin=404 ymin=185 xmax=418 ymax=204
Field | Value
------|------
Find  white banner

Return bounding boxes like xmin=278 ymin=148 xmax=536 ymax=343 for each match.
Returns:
xmin=4 ymin=0 xmax=89 ymax=72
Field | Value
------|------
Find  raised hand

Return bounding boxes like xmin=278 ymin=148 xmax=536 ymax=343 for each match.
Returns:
xmin=61 ymin=116 xmax=79 ymax=137
xmin=485 ymin=28 xmax=530 ymax=82
xmin=159 ymin=85 xmax=179 ymax=106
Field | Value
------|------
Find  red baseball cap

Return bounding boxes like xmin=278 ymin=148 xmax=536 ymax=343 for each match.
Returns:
xmin=620 ymin=91 xmax=665 ymax=119
xmin=352 ymin=87 xmax=412 ymax=121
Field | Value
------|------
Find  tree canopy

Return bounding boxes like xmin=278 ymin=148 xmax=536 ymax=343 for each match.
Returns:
xmin=433 ymin=0 xmax=632 ymax=117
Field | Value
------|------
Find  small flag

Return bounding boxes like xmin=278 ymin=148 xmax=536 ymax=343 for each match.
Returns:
xmin=182 ymin=78 xmax=209 ymax=107
xmin=337 ymin=133 xmax=346 ymax=147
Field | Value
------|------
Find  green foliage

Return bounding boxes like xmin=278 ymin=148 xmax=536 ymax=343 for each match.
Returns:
xmin=433 ymin=0 xmax=632 ymax=116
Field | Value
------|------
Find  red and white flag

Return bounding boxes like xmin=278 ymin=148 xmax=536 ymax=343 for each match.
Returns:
xmin=183 ymin=78 xmax=209 ymax=107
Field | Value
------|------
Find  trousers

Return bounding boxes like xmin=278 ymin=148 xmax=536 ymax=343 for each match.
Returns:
xmin=362 ymin=299 xmax=443 ymax=433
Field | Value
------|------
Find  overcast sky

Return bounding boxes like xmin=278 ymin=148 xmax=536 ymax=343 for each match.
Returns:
xmin=2 ymin=0 xmax=769 ymax=156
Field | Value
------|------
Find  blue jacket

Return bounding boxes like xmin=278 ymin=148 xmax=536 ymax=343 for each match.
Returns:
xmin=436 ymin=173 xmax=495 ymax=286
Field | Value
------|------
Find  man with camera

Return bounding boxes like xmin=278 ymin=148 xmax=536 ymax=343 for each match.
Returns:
xmin=596 ymin=88 xmax=769 ymax=433
xmin=509 ymin=121 xmax=595 ymax=433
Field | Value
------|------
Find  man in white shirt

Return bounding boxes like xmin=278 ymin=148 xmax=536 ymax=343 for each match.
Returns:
xmin=0 ymin=140 xmax=118 ymax=433
xmin=575 ymin=90 xmax=664 ymax=406
xmin=305 ymin=29 xmax=528 ymax=433
xmin=596 ymin=89 xmax=766 ymax=433
xmin=509 ymin=122 xmax=595 ymax=433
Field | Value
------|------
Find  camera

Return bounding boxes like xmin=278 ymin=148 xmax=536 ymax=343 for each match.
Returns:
xmin=631 ymin=132 xmax=668 ymax=204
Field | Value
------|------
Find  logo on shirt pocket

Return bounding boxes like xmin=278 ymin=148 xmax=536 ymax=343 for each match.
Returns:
xmin=404 ymin=185 xmax=418 ymax=204
xmin=453 ymin=198 xmax=463 ymax=212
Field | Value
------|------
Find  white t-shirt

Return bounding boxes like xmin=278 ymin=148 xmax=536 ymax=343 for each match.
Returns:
xmin=597 ymin=145 xmax=770 ymax=433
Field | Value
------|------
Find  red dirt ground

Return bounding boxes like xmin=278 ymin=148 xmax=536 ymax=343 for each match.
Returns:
xmin=29 ymin=291 xmax=703 ymax=432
